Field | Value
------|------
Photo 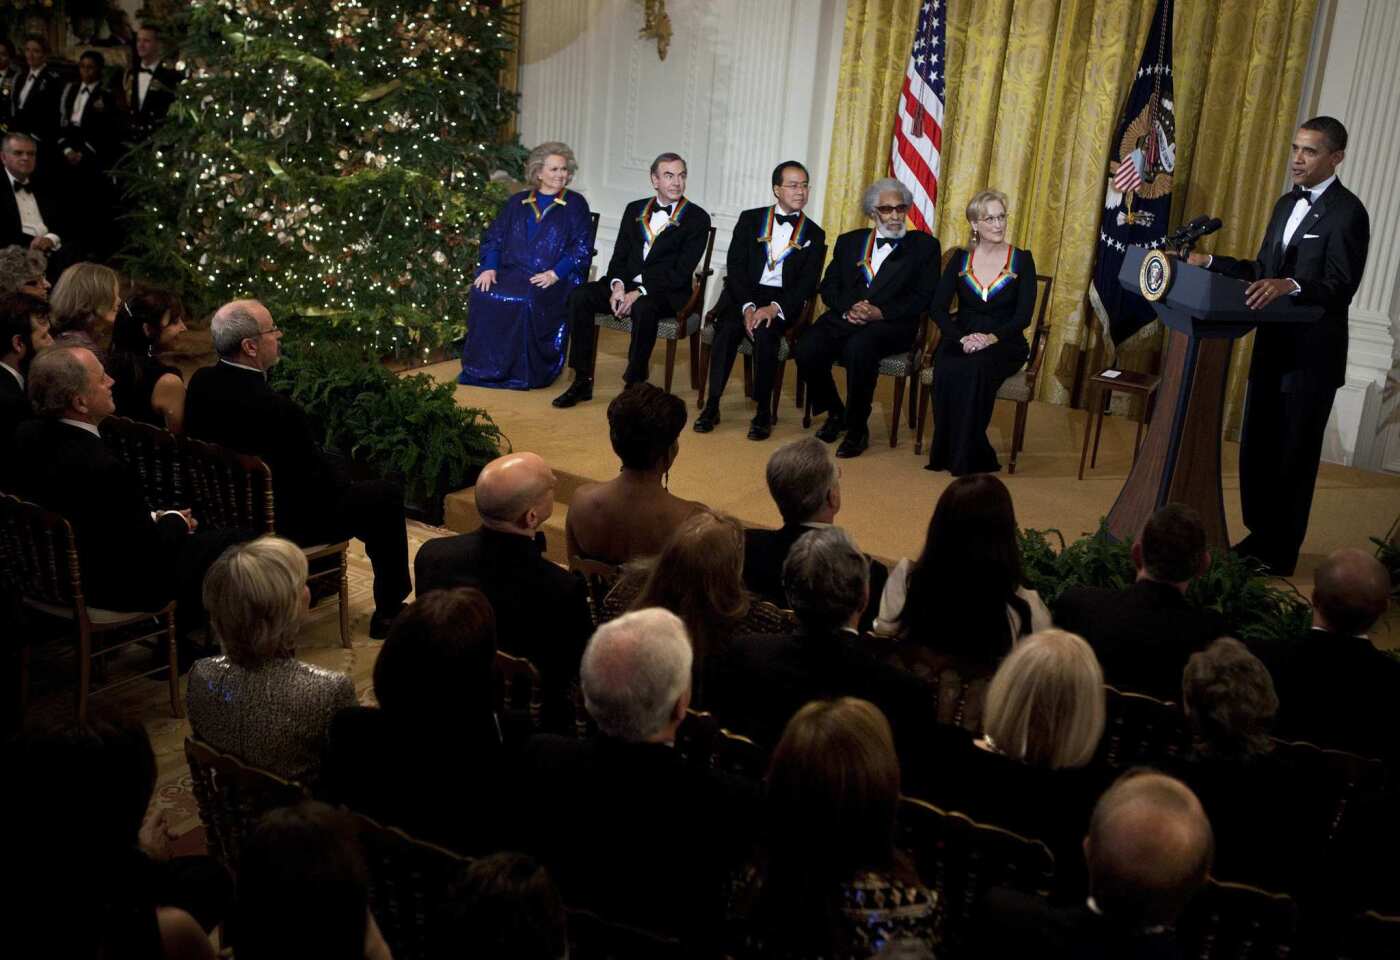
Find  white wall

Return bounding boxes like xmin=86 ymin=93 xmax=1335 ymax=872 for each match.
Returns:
xmin=517 ymin=0 xmax=846 ymax=309
xmin=1297 ymin=0 xmax=1400 ymax=471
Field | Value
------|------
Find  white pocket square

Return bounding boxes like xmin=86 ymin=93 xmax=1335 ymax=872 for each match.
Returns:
xmin=1303 ymin=233 xmax=1320 ymax=239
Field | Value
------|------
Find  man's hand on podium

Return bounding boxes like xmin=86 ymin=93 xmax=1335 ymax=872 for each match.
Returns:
xmin=1185 ymin=252 xmax=1210 ymax=267
xmin=1244 ymin=278 xmax=1296 ymax=310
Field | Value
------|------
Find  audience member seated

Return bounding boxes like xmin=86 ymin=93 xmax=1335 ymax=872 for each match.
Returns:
xmin=47 ymin=260 xmax=120 ymax=346
xmin=623 ymin=510 xmax=749 ymax=707
xmin=0 ymin=132 xmax=65 ymax=275
xmin=744 ymin=436 xmax=888 ymax=630
xmin=1055 ymin=503 xmax=1226 ymax=701
xmin=184 ymin=300 xmax=411 ymax=637
xmin=514 ymin=609 xmax=758 ymax=941
xmin=11 ymin=346 xmax=241 ymax=614
xmin=565 ymin=382 xmax=706 ymax=564
xmin=186 ymin=536 xmax=357 ymax=783
xmin=0 ymin=290 xmax=50 ymax=454
xmin=709 ymin=526 xmax=934 ymax=759
xmin=732 ymin=697 xmax=942 ymax=959
xmin=227 ymin=801 xmax=392 ymax=960
xmin=979 ymin=771 xmax=1213 ymax=958
xmin=4 ymin=721 xmax=230 ymax=960
xmin=106 ymin=286 xmax=188 ymax=432
xmin=1173 ymin=637 xmax=1299 ymax=891
xmin=1261 ymin=547 xmax=1396 ymax=763
xmin=443 ymin=853 xmax=568 ymax=960
xmin=873 ymin=474 xmax=1051 ymax=700
xmin=415 ymin=452 xmax=591 ymax=729
xmin=905 ymin=629 xmax=1109 ymax=899
xmin=322 ymin=587 xmax=503 ymax=854
xmin=0 ymin=243 xmax=50 ymax=299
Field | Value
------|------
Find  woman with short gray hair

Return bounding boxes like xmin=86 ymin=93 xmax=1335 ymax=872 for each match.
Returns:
xmin=186 ymin=536 xmax=357 ymax=783
xmin=0 ymin=244 xmax=49 ymax=299
xmin=460 ymin=140 xmax=593 ymax=390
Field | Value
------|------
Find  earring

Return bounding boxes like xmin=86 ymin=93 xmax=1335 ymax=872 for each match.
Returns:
xmin=970 ymin=227 xmax=979 ymax=245
xmin=662 ymin=470 xmax=669 ymax=490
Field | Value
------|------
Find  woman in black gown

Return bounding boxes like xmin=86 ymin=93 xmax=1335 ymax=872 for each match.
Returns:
xmin=927 ymin=190 xmax=1037 ymax=475
xmin=107 ymin=287 xmax=188 ymax=432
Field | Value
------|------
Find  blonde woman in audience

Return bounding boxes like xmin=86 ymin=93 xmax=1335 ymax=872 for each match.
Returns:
xmin=0 ymin=243 xmax=50 ymax=299
xmin=735 ymin=697 xmax=941 ymax=959
xmin=186 ymin=536 xmax=357 ymax=783
xmin=48 ymin=260 xmax=120 ymax=344
xmin=904 ymin=629 xmax=1110 ymax=900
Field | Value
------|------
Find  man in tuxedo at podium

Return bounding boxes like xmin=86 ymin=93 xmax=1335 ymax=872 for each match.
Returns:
xmin=553 ymin=152 xmax=711 ymax=407
xmin=695 ymin=161 xmax=826 ymax=440
xmin=1188 ymin=116 xmax=1369 ymax=575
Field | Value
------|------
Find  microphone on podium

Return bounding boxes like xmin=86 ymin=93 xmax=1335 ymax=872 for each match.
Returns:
xmin=1166 ymin=215 xmax=1222 ymax=254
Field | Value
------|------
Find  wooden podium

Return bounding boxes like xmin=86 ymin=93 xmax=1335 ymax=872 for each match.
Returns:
xmin=1104 ymin=248 xmax=1322 ymax=548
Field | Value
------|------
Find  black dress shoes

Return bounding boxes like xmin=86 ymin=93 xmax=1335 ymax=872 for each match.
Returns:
xmin=815 ymin=413 xmax=846 ymax=443
xmin=747 ymin=414 xmax=772 ymax=441
xmin=836 ymin=429 xmax=869 ymax=459
xmin=552 ymin=378 xmax=593 ymax=408
xmin=694 ymin=406 xmax=720 ymax=433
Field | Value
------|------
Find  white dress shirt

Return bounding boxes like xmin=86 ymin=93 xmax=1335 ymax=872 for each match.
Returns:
xmin=58 ymin=417 xmax=100 ymax=438
xmin=612 ymin=201 xmax=677 ymax=295
xmin=17 ymin=70 xmax=36 ymax=107
xmin=137 ymin=61 xmax=157 ymax=108
xmin=7 ymin=171 xmax=59 ymax=248
xmin=1282 ymin=173 xmax=1335 ymax=246
xmin=1 ymin=359 xmax=22 ymax=390
xmin=744 ymin=206 xmax=800 ymax=318
xmin=69 ymin=83 xmax=94 ymax=125
xmin=870 ymin=232 xmax=900 ymax=275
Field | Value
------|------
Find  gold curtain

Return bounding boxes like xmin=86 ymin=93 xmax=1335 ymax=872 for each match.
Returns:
xmin=823 ymin=0 xmax=1318 ymax=431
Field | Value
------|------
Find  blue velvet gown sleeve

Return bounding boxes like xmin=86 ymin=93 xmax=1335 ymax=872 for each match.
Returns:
xmin=551 ymin=194 xmax=593 ymax=281
xmin=476 ymin=198 xmax=511 ymax=273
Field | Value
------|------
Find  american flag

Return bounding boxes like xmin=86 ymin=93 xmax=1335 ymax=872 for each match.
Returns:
xmin=1112 ymin=150 xmax=1144 ymax=194
xmin=890 ymin=0 xmax=946 ymax=234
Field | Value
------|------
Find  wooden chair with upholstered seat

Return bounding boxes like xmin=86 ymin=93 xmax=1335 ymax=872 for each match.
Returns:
xmin=1096 ymin=685 xmax=1190 ymax=770
xmin=494 ymin=649 xmax=543 ymax=744
xmin=696 ymin=294 xmax=816 ymax=422
xmin=739 ymin=596 xmax=801 ymax=635
xmin=1269 ymin=738 xmax=1386 ymax=846
xmin=1077 ymin=302 xmax=1161 ymax=479
xmin=914 ymin=271 xmax=1054 ymax=475
xmin=569 ymin=555 xmax=624 ymax=626
xmin=896 ymin=796 xmax=1055 ymax=956
xmin=185 ymin=736 xmax=310 ymax=877
xmin=350 ymin=810 xmax=473 ymax=960
xmin=1177 ymin=879 xmax=1298 ymax=960
xmin=801 ymin=312 xmax=929 ymax=449
xmin=1 ymin=493 xmax=181 ymax=722
xmin=589 ymin=225 xmax=718 ymax=395
xmin=99 ymin=415 xmax=185 ymax=511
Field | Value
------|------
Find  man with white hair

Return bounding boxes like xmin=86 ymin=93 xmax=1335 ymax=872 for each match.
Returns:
xmin=515 ymin=608 xmax=757 ymax=941
xmin=184 ymin=299 xmax=410 ymax=637
xmin=793 ymin=177 xmax=940 ymax=458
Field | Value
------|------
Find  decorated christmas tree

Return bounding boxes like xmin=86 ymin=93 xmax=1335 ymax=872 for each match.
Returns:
xmin=122 ymin=0 xmax=523 ymax=358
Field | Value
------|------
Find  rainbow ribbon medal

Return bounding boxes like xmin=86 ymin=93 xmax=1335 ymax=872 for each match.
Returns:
xmin=637 ymin=196 xmax=689 ymax=246
xmin=522 ymin=188 xmax=568 ymax=222
xmin=959 ymin=247 xmax=1018 ymax=301
xmin=758 ymin=206 xmax=809 ymax=271
xmin=856 ymin=230 xmax=879 ymax=286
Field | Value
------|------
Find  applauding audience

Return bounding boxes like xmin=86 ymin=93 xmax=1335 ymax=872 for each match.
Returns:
xmin=187 ymin=536 xmax=356 ymax=783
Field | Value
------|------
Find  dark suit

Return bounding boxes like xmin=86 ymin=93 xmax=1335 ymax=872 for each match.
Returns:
xmin=707 ymin=623 xmax=936 ymax=762
xmin=57 ymin=82 xmax=123 ymax=260
xmin=1207 ymin=179 xmax=1369 ymax=569
xmin=10 ymin=418 xmax=220 ymax=612
xmin=124 ymin=61 xmax=182 ymax=143
xmin=0 ymin=171 xmax=63 ymax=255
xmin=0 ymin=364 xmax=28 ymax=476
xmin=183 ymin=360 xmax=411 ymax=614
xmin=566 ymin=195 xmax=710 ymax=384
xmin=703 ymin=205 xmax=826 ymax=416
xmin=978 ymin=888 xmax=1183 ymax=960
xmin=795 ymin=228 xmax=940 ymax=436
xmin=9 ymin=65 xmax=64 ymax=147
xmin=513 ymin=732 xmax=757 ymax=941
xmin=743 ymin=522 xmax=888 ymax=633
xmin=414 ymin=526 xmax=592 ymax=730
xmin=1053 ymin=580 xmax=1226 ymax=702
xmin=58 ymin=82 xmax=123 ymax=168
xmin=1260 ymin=627 xmax=1400 ymax=763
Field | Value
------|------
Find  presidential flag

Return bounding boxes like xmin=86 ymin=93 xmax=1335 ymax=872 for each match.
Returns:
xmin=890 ymin=0 xmax=946 ymax=234
xmin=1090 ymin=0 xmax=1177 ymax=357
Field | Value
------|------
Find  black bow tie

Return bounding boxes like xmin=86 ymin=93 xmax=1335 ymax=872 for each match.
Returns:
xmin=137 ymin=66 xmax=154 ymax=75
xmin=653 ymin=204 xmax=672 ymax=217
xmin=1289 ymin=185 xmax=1313 ymax=206
xmin=774 ymin=211 xmax=799 ymax=227
xmin=13 ymin=180 xmax=31 ymax=194
xmin=876 ymin=236 xmax=899 ymax=249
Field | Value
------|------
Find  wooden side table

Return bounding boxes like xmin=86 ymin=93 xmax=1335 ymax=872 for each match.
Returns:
xmin=1078 ymin=368 xmax=1160 ymax=479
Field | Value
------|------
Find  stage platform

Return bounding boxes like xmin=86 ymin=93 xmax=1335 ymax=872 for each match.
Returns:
xmin=426 ymin=333 xmax=1400 ymax=599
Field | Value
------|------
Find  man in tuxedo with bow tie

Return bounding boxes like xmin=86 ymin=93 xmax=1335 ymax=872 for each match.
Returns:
xmin=794 ymin=177 xmax=939 ymax=458
xmin=553 ymin=152 xmax=711 ymax=407
xmin=1188 ymin=116 xmax=1370 ymax=575
xmin=125 ymin=24 xmax=183 ymax=145
xmin=0 ymin=133 xmax=65 ymax=273
xmin=696 ymin=161 xmax=827 ymax=440
xmin=58 ymin=52 xmax=124 ymax=261
xmin=10 ymin=35 xmax=64 ymax=151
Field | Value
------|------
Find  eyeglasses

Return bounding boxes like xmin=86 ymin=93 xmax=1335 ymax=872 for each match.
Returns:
xmin=979 ymin=214 xmax=1008 ymax=224
xmin=874 ymin=204 xmax=911 ymax=216
xmin=780 ymin=181 xmax=810 ymax=190
xmin=260 ymin=325 xmax=282 ymax=336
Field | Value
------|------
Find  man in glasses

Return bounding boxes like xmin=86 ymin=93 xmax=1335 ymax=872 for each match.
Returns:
xmin=794 ymin=177 xmax=939 ymax=458
xmin=695 ymin=160 xmax=826 ymax=440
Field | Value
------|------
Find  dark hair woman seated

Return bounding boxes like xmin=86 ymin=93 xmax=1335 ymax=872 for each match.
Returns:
xmin=106 ymin=286 xmax=189 ymax=432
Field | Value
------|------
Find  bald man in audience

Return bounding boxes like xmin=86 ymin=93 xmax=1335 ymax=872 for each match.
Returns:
xmin=1260 ymin=548 xmax=1396 ymax=762
xmin=980 ymin=771 xmax=1213 ymax=958
xmin=414 ymin=452 xmax=592 ymax=729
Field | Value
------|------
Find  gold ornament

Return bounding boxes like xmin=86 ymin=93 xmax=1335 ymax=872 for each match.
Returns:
xmin=638 ymin=0 xmax=672 ymax=61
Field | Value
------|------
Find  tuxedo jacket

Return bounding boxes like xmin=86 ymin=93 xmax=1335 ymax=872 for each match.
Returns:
xmin=124 ymin=62 xmax=183 ymax=139
xmin=414 ymin=525 xmax=592 ymax=729
xmin=183 ymin=360 xmax=342 ymax=543
xmin=0 ymin=173 xmax=63 ymax=249
xmin=58 ymin=82 xmax=124 ymax=167
xmin=0 ymin=367 xmax=30 ymax=484
xmin=818 ymin=228 xmax=940 ymax=326
xmin=1053 ymin=579 xmax=1227 ymax=702
xmin=978 ymin=888 xmax=1183 ymax=960
xmin=10 ymin=418 xmax=188 ymax=611
xmin=715 ymin=205 xmax=827 ymax=323
xmin=0 ymin=65 xmax=18 ymax=123
xmin=10 ymin=65 xmax=65 ymax=143
xmin=1208 ymin=180 xmax=1369 ymax=392
xmin=605 ymin=196 xmax=711 ymax=313
xmin=742 ymin=522 xmax=887 ymax=632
